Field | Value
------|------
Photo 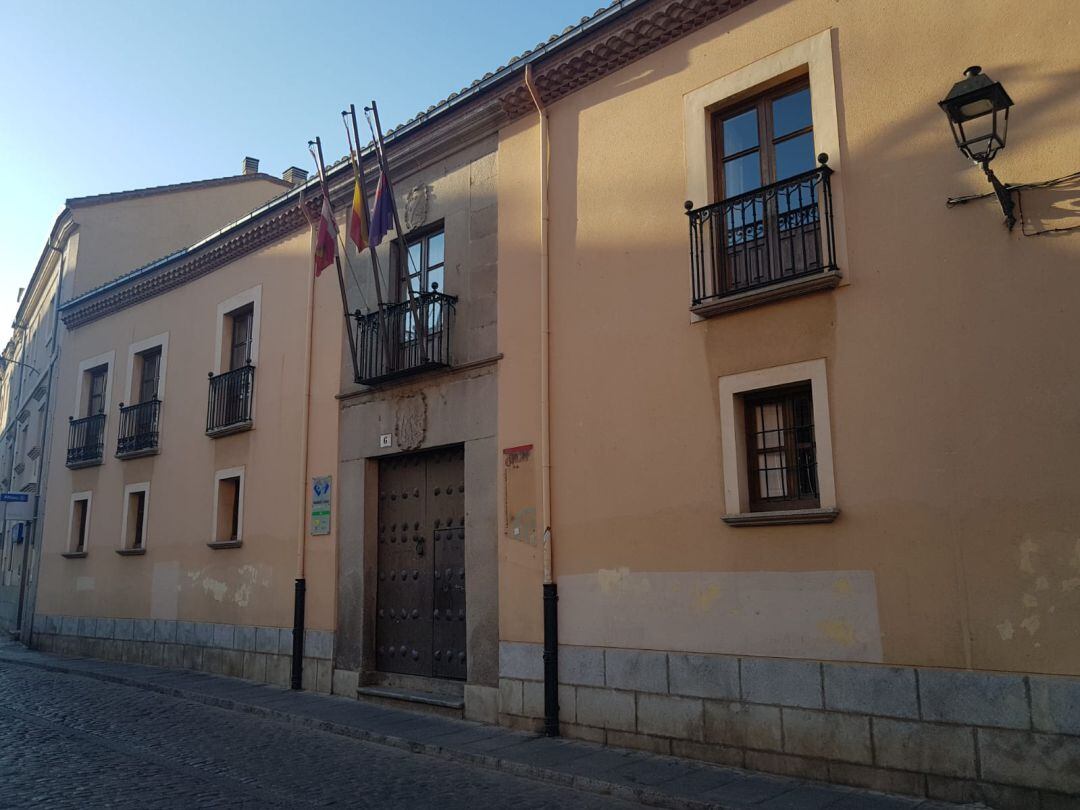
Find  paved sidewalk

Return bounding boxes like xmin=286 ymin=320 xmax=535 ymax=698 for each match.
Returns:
xmin=0 ymin=641 xmax=964 ymax=810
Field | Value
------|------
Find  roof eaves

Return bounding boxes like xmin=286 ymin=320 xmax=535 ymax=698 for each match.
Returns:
xmin=65 ymin=172 xmax=292 ymax=208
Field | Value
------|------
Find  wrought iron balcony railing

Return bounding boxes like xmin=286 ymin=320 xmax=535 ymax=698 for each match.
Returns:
xmin=116 ymin=399 xmax=161 ymax=458
xmin=206 ymin=364 xmax=254 ymax=437
xmin=686 ymin=160 xmax=837 ymax=309
xmin=67 ymin=413 xmax=106 ymax=468
xmin=354 ymin=290 xmax=456 ymax=385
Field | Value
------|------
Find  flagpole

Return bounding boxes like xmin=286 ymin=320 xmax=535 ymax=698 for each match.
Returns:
xmin=343 ymin=106 xmax=394 ymax=374
xmin=312 ymin=136 xmax=363 ymax=385
xmin=366 ymin=100 xmax=430 ymax=361
xmin=291 ymin=152 xmax=320 ymax=691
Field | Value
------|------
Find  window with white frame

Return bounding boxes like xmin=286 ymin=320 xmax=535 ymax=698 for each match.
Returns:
xmin=211 ymin=467 xmax=244 ymax=546
xmin=683 ymin=30 xmax=848 ymax=313
xmin=718 ymin=359 xmax=837 ymax=526
xmin=66 ymin=492 xmax=92 ymax=555
xmin=120 ymin=483 xmax=149 ymax=552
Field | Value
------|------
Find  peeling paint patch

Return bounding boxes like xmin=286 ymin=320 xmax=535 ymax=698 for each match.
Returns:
xmin=234 ymin=565 xmax=259 ymax=607
xmin=1062 ymin=578 xmax=1080 ymax=593
xmin=996 ymin=620 xmax=1015 ymax=641
xmin=695 ymin=584 xmax=722 ymax=612
xmin=597 ymin=567 xmax=651 ymax=596
xmin=1020 ymin=615 xmax=1041 ymax=635
xmin=1022 ymin=593 xmax=1038 ymax=609
xmin=819 ymin=618 xmax=856 ymax=646
xmin=202 ymin=578 xmax=228 ymax=602
xmin=75 ymin=576 xmax=94 ymax=592
xmin=1019 ymin=536 xmax=1038 ymax=574
xmin=1035 ymin=576 xmax=1049 ymax=591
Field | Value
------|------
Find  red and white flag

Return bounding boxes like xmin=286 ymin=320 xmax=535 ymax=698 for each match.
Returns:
xmin=313 ymin=195 xmax=337 ymax=277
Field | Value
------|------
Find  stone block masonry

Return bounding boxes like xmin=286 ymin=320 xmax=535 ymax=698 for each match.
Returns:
xmin=496 ymin=641 xmax=1080 ymax=809
xmin=31 ymin=614 xmax=334 ymax=695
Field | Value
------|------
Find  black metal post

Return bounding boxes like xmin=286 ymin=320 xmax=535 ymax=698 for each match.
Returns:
xmin=291 ymin=577 xmax=306 ymax=690
xmin=982 ymin=161 xmax=1017 ymax=230
xmin=542 ymin=582 xmax=559 ymax=736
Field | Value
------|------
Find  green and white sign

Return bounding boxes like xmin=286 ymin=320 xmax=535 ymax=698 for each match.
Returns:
xmin=310 ymin=476 xmax=331 ymax=536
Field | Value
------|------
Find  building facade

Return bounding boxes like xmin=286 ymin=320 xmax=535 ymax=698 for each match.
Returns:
xmin=491 ymin=1 xmax=1080 ymax=807
xmin=21 ymin=1 xmax=1080 ymax=806
xmin=2 ymin=166 xmax=291 ymax=642
xmin=25 ymin=165 xmax=356 ymax=684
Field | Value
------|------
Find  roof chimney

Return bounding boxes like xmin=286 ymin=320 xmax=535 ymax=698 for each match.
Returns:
xmin=242 ymin=157 xmax=260 ymax=176
xmin=282 ymin=166 xmax=308 ymax=186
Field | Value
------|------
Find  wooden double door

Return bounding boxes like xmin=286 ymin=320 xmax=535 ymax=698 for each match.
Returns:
xmin=376 ymin=446 xmax=466 ymax=680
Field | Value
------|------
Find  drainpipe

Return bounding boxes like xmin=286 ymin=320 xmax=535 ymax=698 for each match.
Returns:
xmin=525 ymin=65 xmax=558 ymax=738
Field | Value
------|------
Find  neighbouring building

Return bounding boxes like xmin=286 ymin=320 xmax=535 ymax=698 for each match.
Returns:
xmin=23 ymin=1 xmax=1080 ymax=806
xmin=1 ymin=163 xmax=291 ymax=642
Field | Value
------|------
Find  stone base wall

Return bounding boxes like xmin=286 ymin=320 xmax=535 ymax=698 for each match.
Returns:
xmin=31 ymin=614 xmax=334 ymax=694
xmin=498 ymin=642 xmax=1080 ymax=810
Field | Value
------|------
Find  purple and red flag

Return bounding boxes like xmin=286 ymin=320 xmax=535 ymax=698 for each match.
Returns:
xmin=369 ymin=171 xmax=393 ymax=247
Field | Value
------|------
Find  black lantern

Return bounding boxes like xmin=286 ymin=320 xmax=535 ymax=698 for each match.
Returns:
xmin=939 ymin=66 xmax=1016 ymax=229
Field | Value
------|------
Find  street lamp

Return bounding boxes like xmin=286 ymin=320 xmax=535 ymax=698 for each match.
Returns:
xmin=939 ymin=66 xmax=1016 ymax=229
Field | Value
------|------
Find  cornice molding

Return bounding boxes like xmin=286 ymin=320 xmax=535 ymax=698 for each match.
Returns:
xmin=497 ymin=0 xmax=752 ymax=117
xmin=61 ymin=0 xmax=752 ymax=329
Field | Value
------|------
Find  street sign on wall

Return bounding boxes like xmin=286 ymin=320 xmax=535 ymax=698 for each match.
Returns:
xmin=310 ymin=476 xmax=331 ymax=536
xmin=1 ymin=493 xmax=36 ymax=520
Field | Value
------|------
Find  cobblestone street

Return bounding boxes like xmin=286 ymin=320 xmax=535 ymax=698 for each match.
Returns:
xmin=0 ymin=663 xmax=641 ymax=809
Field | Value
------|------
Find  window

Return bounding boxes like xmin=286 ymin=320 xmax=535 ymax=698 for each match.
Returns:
xmin=401 ymin=229 xmax=445 ymax=300
xmin=119 ymin=483 xmax=149 ymax=553
xmin=136 ymin=348 xmax=161 ymax=403
xmin=228 ymin=305 xmax=254 ymax=371
xmin=208 ymin=294 xmax=258 ymax=436
xmin=705 ymin=81 xmax=829 ymax=297
xmin=214 ymin=287 xmax=260 ymax=375
xmin=400 ymin=229 xmax=445 ymax=341
xmin=211 ymin=467 xmax=244 ymax=547
xmin=744 ymin=384 xmax=818 ymax=511
xmin=714 ymin=82 xmax=814 ymax=198
xmin=86 ymin=365 xmax=108 ymax=417
xmin=69 ymin=357 xmax=111 ymax=468
xmin=683 ymin=31 xmax=849 ymax=314
xmin=65 ymin=492 xmax=92 ymax=557
xmin=717 ymin=359 xmax=837 ymax=526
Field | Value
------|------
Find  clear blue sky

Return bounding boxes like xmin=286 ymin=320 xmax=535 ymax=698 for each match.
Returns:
xmin=0 ymin=0 xmax=603 ymax=336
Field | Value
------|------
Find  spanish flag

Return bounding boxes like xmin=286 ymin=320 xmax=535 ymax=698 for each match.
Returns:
xmin=349 ymin=175 xmax=368 ymax=250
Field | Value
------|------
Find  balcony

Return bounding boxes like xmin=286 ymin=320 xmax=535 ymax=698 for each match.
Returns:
xmin=206 ymin=364 xmax=254 ymax=437
xmin=354 ymin=291 xmax=456 ymax=385
xmin=116 ymin=399 xmax=161 ymax=459
xmin=67 ymin=413 xmax=106 ymax=468
xmin=687 ymin=162 xmax=839 ymax=317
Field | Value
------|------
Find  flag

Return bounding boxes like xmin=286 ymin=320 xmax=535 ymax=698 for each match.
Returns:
xmin=313 ymin=195 xmax=336 ymax=277
xmin=369 ymin=171 xmax=393 ymax=247
xmin=349 ymin=172 xmax=368 ymax=250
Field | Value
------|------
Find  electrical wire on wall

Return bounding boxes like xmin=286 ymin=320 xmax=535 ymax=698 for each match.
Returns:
xmin=947 ymin=170 xmax=1080 ymax=236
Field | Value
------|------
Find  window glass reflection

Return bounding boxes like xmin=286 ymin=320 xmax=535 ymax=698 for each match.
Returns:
xmin=722 ymin=109 xmax=758 ymax=156
xmin=772 ymin=87 xmax=812 ymax=138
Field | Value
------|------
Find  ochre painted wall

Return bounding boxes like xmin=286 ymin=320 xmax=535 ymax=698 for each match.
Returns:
xmin=497 ymin=0 xmax=1080 ymax=675
xmin=37 ymin=224 xmax=342 ymax=632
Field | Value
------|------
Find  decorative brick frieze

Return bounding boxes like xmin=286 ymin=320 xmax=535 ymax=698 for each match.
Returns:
xmin=498 ymin=0 xmax=752 ymax=119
